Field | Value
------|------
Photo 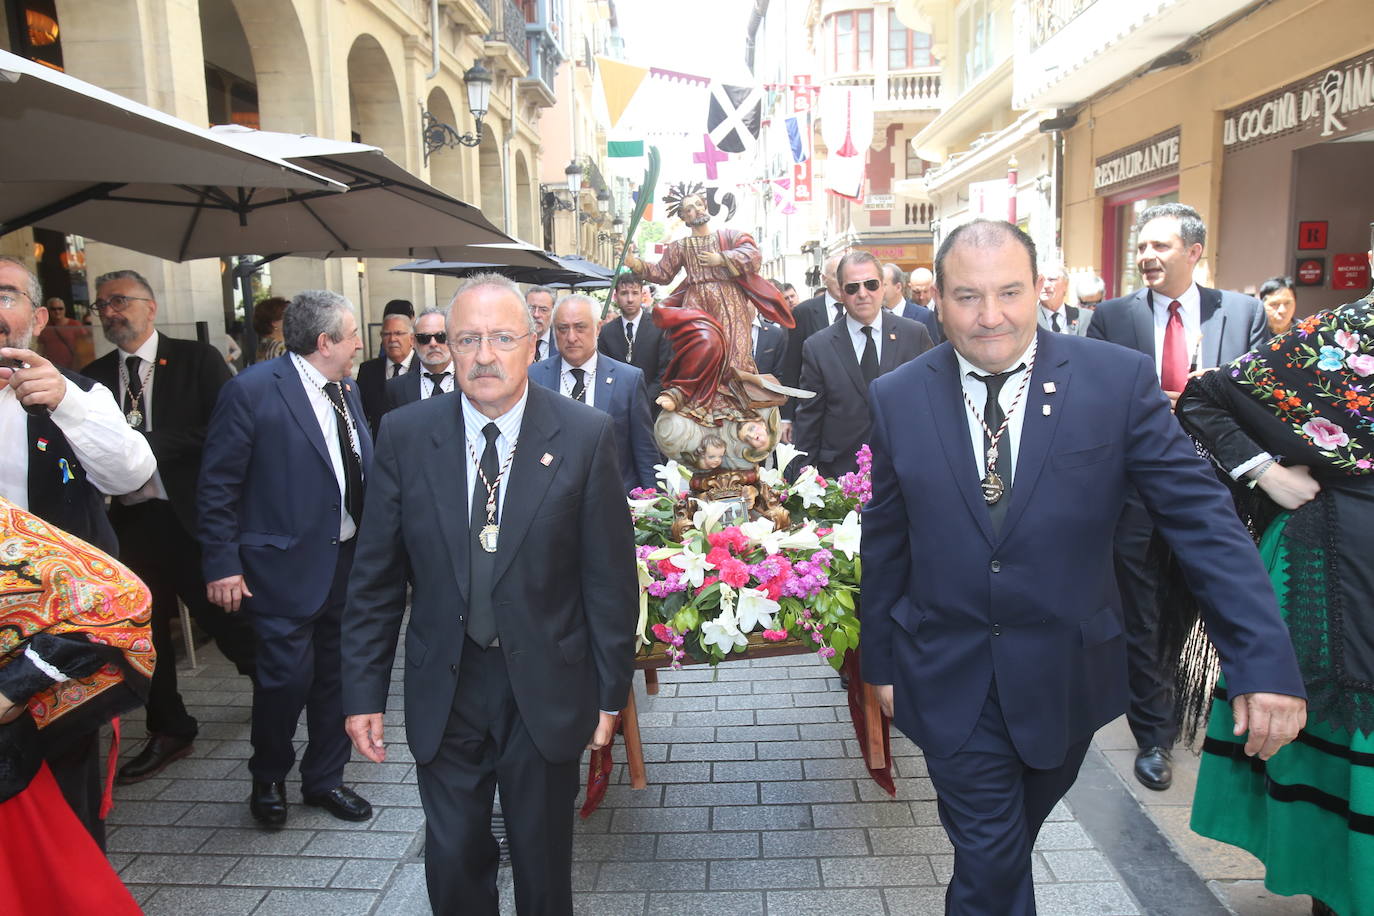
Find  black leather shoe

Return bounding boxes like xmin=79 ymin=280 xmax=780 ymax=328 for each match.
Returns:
xmin=303 ymin=785 xmax=373 ymax=822
xmin=250 ymin=780 xmax=288 ymax=827
xmin=116 ymin=733 xmax=194 ymax=784
xmin=1134 ymin=746 xmax=1173 ymax=790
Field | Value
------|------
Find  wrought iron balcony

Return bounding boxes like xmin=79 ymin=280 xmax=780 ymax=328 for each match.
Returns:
xmin=1027 ymin=0 xmax=1098 ymax=51
xmin=485 ymin=0 xmax=528 ymax=70
xmin=520 ymin=22 xmax=563 ymax=108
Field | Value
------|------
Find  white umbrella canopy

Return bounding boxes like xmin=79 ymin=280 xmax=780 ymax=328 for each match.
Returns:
xmin=0 ymin=49 xmax=342 ymax=234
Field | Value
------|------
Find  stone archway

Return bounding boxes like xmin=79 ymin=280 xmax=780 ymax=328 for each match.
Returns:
xmin=513 ymin=151 xmax=535 ymax=245
xmin=208 ymin=0 xmax=318 ymax=134
xmin=425 ymin=87 xmax=465 ymax=200
xmin=479 ymin=131 xmax=505 ymax=231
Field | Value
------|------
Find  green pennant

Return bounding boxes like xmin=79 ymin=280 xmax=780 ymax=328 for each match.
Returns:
xmin=607 ymin=140 xmax=645 ymax=158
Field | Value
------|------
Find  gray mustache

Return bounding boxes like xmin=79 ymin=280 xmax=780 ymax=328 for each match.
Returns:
xmin=468 ymin=363 xmax=506 ymax=381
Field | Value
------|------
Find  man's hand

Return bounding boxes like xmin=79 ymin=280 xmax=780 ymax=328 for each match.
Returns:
xmin=0 ymin=348 xmax=67 ymax=411
xmin=1231 ymin=692 xmax=1306 ymax=760
xmin=0 ymin=689 xmax=21 ymax=724
xmin=207 ymin=575 xmax=252 ymax=613
xmin=1165 ymin=389 xmax=1183 ymax=409
xmin=346 ymin=713 xmax=387 ymax=763
xmin=874 ymin=684 xmax=894 ymax=719
xmin=779 ymin=420 xmax=793 ymax=445
xmin=696 ymin=251 xmax=725 ymax=268
xmin=1256 ymin=463 xmax=1321 ymax=510
xmin=587 ymin=711 xmax=617 ymax=750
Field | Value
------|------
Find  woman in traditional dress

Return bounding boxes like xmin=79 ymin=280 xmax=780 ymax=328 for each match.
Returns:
xmin=1176 ymin=287 xmax=1374 ymax=916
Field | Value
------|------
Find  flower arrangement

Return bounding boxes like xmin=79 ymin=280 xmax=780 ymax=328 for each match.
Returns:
xmin=627 ymin=443 xmax=871 ymax=670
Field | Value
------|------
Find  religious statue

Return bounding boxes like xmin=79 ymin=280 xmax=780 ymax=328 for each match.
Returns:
xmin=624 ymin=182 xmax=809 ymax=526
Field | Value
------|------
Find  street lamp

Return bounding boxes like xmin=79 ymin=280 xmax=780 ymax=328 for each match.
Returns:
xmin=420 ymin=61 xmax=494 ymax=163
xmin=565 ymin=160 xmax=584 ymax=197
xmin=595 ymin=188 xmax=610 ymax=216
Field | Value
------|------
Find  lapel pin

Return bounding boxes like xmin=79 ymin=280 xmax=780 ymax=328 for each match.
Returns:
xmin=1043 ymin=381 xmax=1056 ymax=394
xmin=604 ymin=376 xmax=612 ymax=384
xmin=541 ymin=452 xmax=553 ymax=466
xmin=1042 ymin=404 xmax=1052 ymax=416
xmin=36 ymin=438 xmax=48 ymax=451
xmin=889 ymin=333 xmax=897 ymax=340
xmin=59 ymin=458 xmax=74 ymax=483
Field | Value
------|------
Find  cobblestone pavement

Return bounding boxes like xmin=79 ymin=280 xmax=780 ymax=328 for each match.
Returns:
xmin=108 ymin=642 xmax=1168 ymax=915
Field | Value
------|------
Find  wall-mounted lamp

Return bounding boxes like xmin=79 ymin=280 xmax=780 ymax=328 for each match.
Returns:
xmin=421 ymin=61 xmax=494 ymax=163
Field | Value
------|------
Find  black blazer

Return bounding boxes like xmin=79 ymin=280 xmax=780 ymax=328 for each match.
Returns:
xmin=782 ymin=294 xmax=843 ymax=418
xmin=25 ymin=371 xmax=118 ymax=556
xmin=753 ymin=321 xmax=787 ymax=378
xmin=598 ymin=314 xmax=671 ymax=394
xmin=1086 ymin=285 xmax=1266 ymax=370
xmin=356 ymin=354 xmax=416 ymax=437
xmin=341 ymin=383 xmax=638 ymax=766
xmin=793 ymin=311 xmax=933 ymax=476
xmin=84 ymin=334 xmax=231 ymax=534
xmin=382 ymin=366 xmax=453 ymax=415
xmin=892 ymin=300 xmax=942 ymax=344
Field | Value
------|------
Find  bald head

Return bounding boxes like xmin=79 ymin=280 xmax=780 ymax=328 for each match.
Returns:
xmin=822 ymin=254 xmax=842 ymax=299
xmin=907 ymin=267 xmax=935 ymax=307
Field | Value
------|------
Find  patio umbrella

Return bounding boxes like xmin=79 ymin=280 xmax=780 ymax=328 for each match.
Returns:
xmin=546 ymin=255 xmax=616 ymax=288
xmin=391 ymin=251 xmax=614 ymax=288
xmin=0 ymin=49 xmax=342 ymax=235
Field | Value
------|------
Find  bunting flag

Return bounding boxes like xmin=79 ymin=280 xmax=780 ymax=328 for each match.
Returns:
xmin=608 ymin=140 xmax=645 ymax=158
xmin=706 ymin=82 xmax=764 ymax=154
xmin=785 ymin=114 xmax=809 ymax=163
xmin=819 ymin=85 xmax=875 ymax=201
xmin=597 ymin=57 xmax=651 ymax=128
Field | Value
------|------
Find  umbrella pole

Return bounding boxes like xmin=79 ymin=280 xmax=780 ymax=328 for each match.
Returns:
xmin=235 ymin=258 xmax=260 ymax=365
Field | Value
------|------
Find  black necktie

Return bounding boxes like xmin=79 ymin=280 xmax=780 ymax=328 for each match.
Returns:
xmin=971 ymin=365 xmax=1024 ymax=532
xmin=833 ymin=303 xmax=844 ymax=322
xmin=859 ymin=326 xmax=879 ymax=385
xmin=123 ymin=355 xmax=146 ymax=430
xmin=570 ymin=367 xmax=587 ymax=402
xmin=322 ymin=382 xmax=364 ymax=522
xmin=466 ymin=422 xmax=501 ymax=648
xmin=535 ymin=339 xmax=544 ymax=361
xmin=1051 ymin=311 xmax=1062 ymax=333
xmin=624 ymin=320 xmax=635 ymax=360
xmin=426 ymin=372 xmax=448 ymax=396
xmin=390 ymin=362 xmax=402 ymax=378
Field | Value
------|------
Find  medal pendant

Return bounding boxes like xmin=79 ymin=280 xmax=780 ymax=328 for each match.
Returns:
xmin=125 ymin=408 xmax=143 ymax=428
xmin=980 ymin=470 xmax=1004 ymax=505
xmin=479 ymin=524 xmax=500 ymax=553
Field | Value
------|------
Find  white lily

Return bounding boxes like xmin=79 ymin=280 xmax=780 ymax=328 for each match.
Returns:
xmin=628 ymin=495 xmax=666 ymax=514
xmin=735 ymin=586 xmax=780 ymax=633
xmin=738 ymin=518 xmax=776 ymax=548
xmin=790 ymin=467 xmax=827 ymax=509
xmin=691 ymin=498 xmax=731 ymax=534
xmin=700 ymin=588 xmax=748 ymax=653
xmin=634 ymin=558 xmax=653 ymax=650
xmin=829 ymin=510 xmax=861 ymax=559
xmin=757 ymin=465 xmax=785 ymax=490
xmin=673 ymin=540 xmax=711 ymax=588
xmin=773 ymin=440 xmax=807 ymax=471
xmin=654 ymin=459 xmax=689 ymax=495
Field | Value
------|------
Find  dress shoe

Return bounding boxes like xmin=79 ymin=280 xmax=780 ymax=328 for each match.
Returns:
xmin=1134 ymin=746 xmax=1173 ymax=790
xmin=250 ymin=780 xmax=288 ymax=827
xmin=116 ymin=733 xmax=194 ymax=784
xmin=303 ymin=785 xmax=373 ymax=822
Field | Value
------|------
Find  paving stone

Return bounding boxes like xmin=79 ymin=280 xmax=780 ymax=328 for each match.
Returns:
xmin=638 ymin=761 xmax=712 ymax=783
xmin=573 ymin=833 xmax=660 ymax=861
xmin=892 ymin=755 xmax=930 ymax=779
xmin=632 ymin=711 xmax=677 ymax=727
xmin=761 ymin=828 xmax=870 ymax=858
xmin=369 ymin=806 xmax=429 ymax=832
xmin=107 ymin=824 xmax=215 ymax=854
xmin=145 ymin=755 xmax=243 ymax=781
xmin=156 ymin=777 xmax=248 ymax=803
xmin=1033 ymin=881 xmax=1143 ymax=915
xmin=756 ymin=706 xmax=837 ymax=725
xmin=766 ymin=888 xmax=887 ymax=915
xmin=714 ymin=724 xmax=800 ymax=742
xmin=664 ymin=781 xmax=760 ymax=807
xmin=869 ymin=826 xmax=954 ymax=855
xmin=300 ymin=830 xmax=415 ymax=859
xmin=909 ymin=801 xmax=943 ymax=826
xmin=709 ymin=857 xmax=820 ymax=889
xmin=610 ymin=805 xmax=711 ymax=833
xmin=571 ymin=860 xmax=600 ymax=891
xmin=647 ymin=890 xmax=765 ymax=915
xmin=712 ymin=804 xmax=811 ymax=831
xmin=572 ymin=892 xmax=647 ymax=915
xmin=198 ymin=827 xmax=315 ymax=855
xmin=881 ymin=886 xmax=952 ymax=914
xmin=638 ymin=695 xmax=718 ymax=712
xmin=790 ymin=691 xmax=849 ymax=707
xmin=640 ymin=725 xmax=717 ymax=743
xmin=756 ymin=739 xmax=844 ymax=760
xmin=669 ymin=741 xmax=756 ymax=761
xmin=200 ymin=739 xmax=255 ymax=760
xmin=329 ymin=859 xmax=398 ymax=889
xmin=799 ymin=722 xmax=858 ymax=740
xmin=718 ymin=664 xmax=792 ymax=680
xmin=371 ymin=862 xmax=430 ymax=916
xmin=712 ymin=759 xmax=803 ymax=782
xmin=820 ymin=854 xmax=936 ymax=887
xmin=139 ymin=886 xmax=266 ymax=916
xmin=760 ymin=779 xmax=857 ymax=804
xmin=812 ymin=801 xmax=915 ymax=828
xmin=656 ymin=831 xmax=760 ymax=860
xmin=753 ymin=677 xmax=834 ymax=694
xmin=105 ymin=799 xmax=194 ymax=826
xmin=856 ymin=775 xmax=938 ymax=802
xmin=121 ymin=853 xmax=240 ymax=885
xmin=251 ymin=888 xmax=379 ymax=915
xmin=597 ymin=859 xmax=706 ymax=891
xmin=673 ymin=709 xmax=755 ymax=727
xmin=338 ymin=782 xmax=422 ymax=807
xmin=596 ymin=784 xmax=666 ymax=808
xmin=717 ymin=693 xmax=789 ymax=710
xmin=221 ymin=855 xmax=344 ymax=887
xmin=1034 ymin=820 xmax=1094 ymax=851
xmin=342 ymin=760 xmax=413 ymax=784
xmin=802 ymin=757 xmax=876 ymax=780
xmin=1042 ymin=849 xmax=1119 ymax=882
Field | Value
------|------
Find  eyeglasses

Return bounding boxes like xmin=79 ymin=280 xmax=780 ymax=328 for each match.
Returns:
xmin=93 ymin=294 xmax=152 ymax=314
xmin=415 ymin=332 xmax=448 ymax=345
xmin=0 ymin=287 xmax=34 ymax=309
xmin=451 ymin=332 xmax=531 ymax=354
xmin=380 ymin=330 xmax=411 ymax=339
xmin=842 ymin=278 xmax=882 ymax=296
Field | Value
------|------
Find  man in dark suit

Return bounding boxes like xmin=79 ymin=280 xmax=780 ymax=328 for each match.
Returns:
xmin=882 ymin=262 xmax=941 ymax=343
xmin=356 ymin=301 xmax=416 ymax=436
xmin=1087 ymin=202 xmax=1268 ymax=790
xmin=1035 ymin=260 xmax=1091 ymax=336
xmin=341 ymin=274 xmax=637 ymax=915
xmin=793 ymin=251 xmax=932 ymax=478
xmin=82 ymin=269 xmax=256 ymax=784
xmin=0 ymin=255 xmax=156 ymax=845
xmin=383 ymin=308 xmax=454 ymax=414
xmin=199 ymin=290 xmax=374 ymax=828
xmin=526 ymin=286 xmax=558 ymax=362
xmin=862 ymin=220 xmax=1306 ymax=915
xmin=752 ymin=315 xmax=787 ymax=378
xmin=530 ymin=294 xmax=659 ymax=493
xmin=598 ymin=273 xmax=670 ymax=395
xmin=781 ymin=253 xmax=844 ymax=433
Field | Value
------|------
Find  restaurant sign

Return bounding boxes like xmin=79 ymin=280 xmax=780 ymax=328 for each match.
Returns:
xmin=1224 ymin=49 xmax=1374 ymax=151
xmin=1094 ymin=127 xmax=1181 ymax=194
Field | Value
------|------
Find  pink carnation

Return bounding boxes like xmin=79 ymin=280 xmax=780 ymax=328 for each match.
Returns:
xmin=651 ymin=623 xmax=672 ymax=642
xmin=762 ymin=629 xmax=790 ymax=642
xmin=719 ymin=558 xmax=750 ymax=588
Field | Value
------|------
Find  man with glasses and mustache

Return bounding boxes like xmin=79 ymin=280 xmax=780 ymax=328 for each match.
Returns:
xmin=342 ymin=274 xmax=636 ymax=915
xmin=792 ymin=251 xmax=932 ymax=478
xmin=82 ymin=269 xmax=257 ymax=786
xmin=384 ymin=308 xmax=456 ymax=413
xmin=0 ymin=255 xmax=155 ymax=844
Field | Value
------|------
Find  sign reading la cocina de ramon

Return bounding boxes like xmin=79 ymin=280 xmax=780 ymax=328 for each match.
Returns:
xmin=1224 ymin=49 xmax=1374 ymax=151
xmin=1094 ymin=127 xmax=1181 ymax=194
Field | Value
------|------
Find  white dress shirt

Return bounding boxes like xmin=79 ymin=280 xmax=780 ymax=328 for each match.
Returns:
xmin=420 ymin=362 xmax=455 ymax=400
xmin=560 ymin=352 xmax=599 ymax=408
xmin=461 ymin=384 xmax=527 ymax=521
xmin=115 ymin=330 xmax=170 ymax=504
xmin=0 ymin=372 xmax=156 ymax=509
xmin=1150 ymin=283 xmax=1203 ymax=378
xmin=387 ymin=350 xmax=415 ymax=378
xmin=291 ymin=353 xmax=360 ymax=541
xmin=534 ymin=331 xmax=554 ymax=361
xmin=954 ymin=339 xmax=1037 ymax=485
xmin=1039 ymin=303 xmax=1070 ymax=332
xmin=845 ymin=313 xmax=883 ymax=363
xmin=825 ymin=293 xmax=843 ymax=324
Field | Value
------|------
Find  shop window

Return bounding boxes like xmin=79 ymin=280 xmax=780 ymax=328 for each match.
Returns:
xmin=1102 ymin=180 xmax=1179 ymax=298
xmin=204 ymin=62 xmax=260 ymax=130
xmin=831 ymin=10 xmax=873 ymax=73
xmin=888 ymin=10 xmax=933 ymax=70
xmin=4 ymin=0 xmax=64 ymax=70
xmin=956 ymin=0 xmax=995 ymax=91
xmin=906 ymin=144 xmax=930 ymax=180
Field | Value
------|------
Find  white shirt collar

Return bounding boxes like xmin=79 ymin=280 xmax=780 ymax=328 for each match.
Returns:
xmin=844 ymin=312 xmax=880 ymax=337
xmin=460 ymin=382 xmax=529 ymax=444
xmin=391 ymin=350 xmax=415 ymax=372
xmin=421 ymin=360 xmax=453 ymax=377
xmin=120 ymin=329 xmax=160 ymax=363
xmin=952 ymin=336 xmax=1038 ymax=382
xmin=291 ymin=351 xmax=330 ymax=389
xmin=1150 ymin=282 xmax=1200 ymax=315
xmin=561 ymin=351 xmax=599 ymax=376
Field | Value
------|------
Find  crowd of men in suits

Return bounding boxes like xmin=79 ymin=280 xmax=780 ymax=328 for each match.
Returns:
xmin=0 ymin=198 xmax=1304 ymax=914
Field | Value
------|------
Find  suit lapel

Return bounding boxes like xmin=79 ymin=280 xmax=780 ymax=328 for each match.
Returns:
xmin=150 ymin=334 xmax=179 ymax=429
xmin=996 ymin=330 xmax=1070 ymax=542
xmin=426 ymin=400 xmax=470 ymax=604
xmin=829 ymin=324 xmax=868 ymax=400
xmin=1132 ymin=290 xmax=1155 ymax=360
xmin=878 ymin=313 xmax=902 ymax=374
xmin=1198 ymin=285 xmax=1224 ymax=368
xmin=274 ymin=358 xmax=333 ymax=472
xmin=341 ymin=376 xmax=372 ymax=466
xmin=925 ymin=349 xmax=994 ymax=545
xmin=490 ymin=386 xmax=562 ymax=586
xmin=600 ymin=359 xmax=621 ymax=411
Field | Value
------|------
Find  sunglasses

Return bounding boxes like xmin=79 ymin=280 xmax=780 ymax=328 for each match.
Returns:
xmin=842 ymin=278 xmax=882 ymax=295
xmin=415 ymin=332 xmax=448 ymax=345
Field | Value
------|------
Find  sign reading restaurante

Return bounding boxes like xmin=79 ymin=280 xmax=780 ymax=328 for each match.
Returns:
xmin=1224 ymin=49 xmax=1374 ymax=149
xmin=1094 ymin=127 xmax=1181 ymax=194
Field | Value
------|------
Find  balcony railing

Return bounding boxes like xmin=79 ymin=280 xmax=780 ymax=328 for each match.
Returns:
xmin=1027 ymin=0 xmax=1098 ymax=50
xmin=521 ymin=23 xmax=562 ymax=106
xmin=487 ymin=0 xmax=528 ymax=67
xmin=823 ymin=67 xmax=942 ymax=109
xmin=903 ymin=202 xmax=934 ymax=228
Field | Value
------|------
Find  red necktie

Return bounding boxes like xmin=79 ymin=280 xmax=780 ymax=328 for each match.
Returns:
xmin=1160 ymin=300 xmax=1187 ymax=392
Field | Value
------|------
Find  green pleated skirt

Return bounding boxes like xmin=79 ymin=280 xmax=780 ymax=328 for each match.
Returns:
xmin=1191 ymin=513 xmax=1374 ymax=915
